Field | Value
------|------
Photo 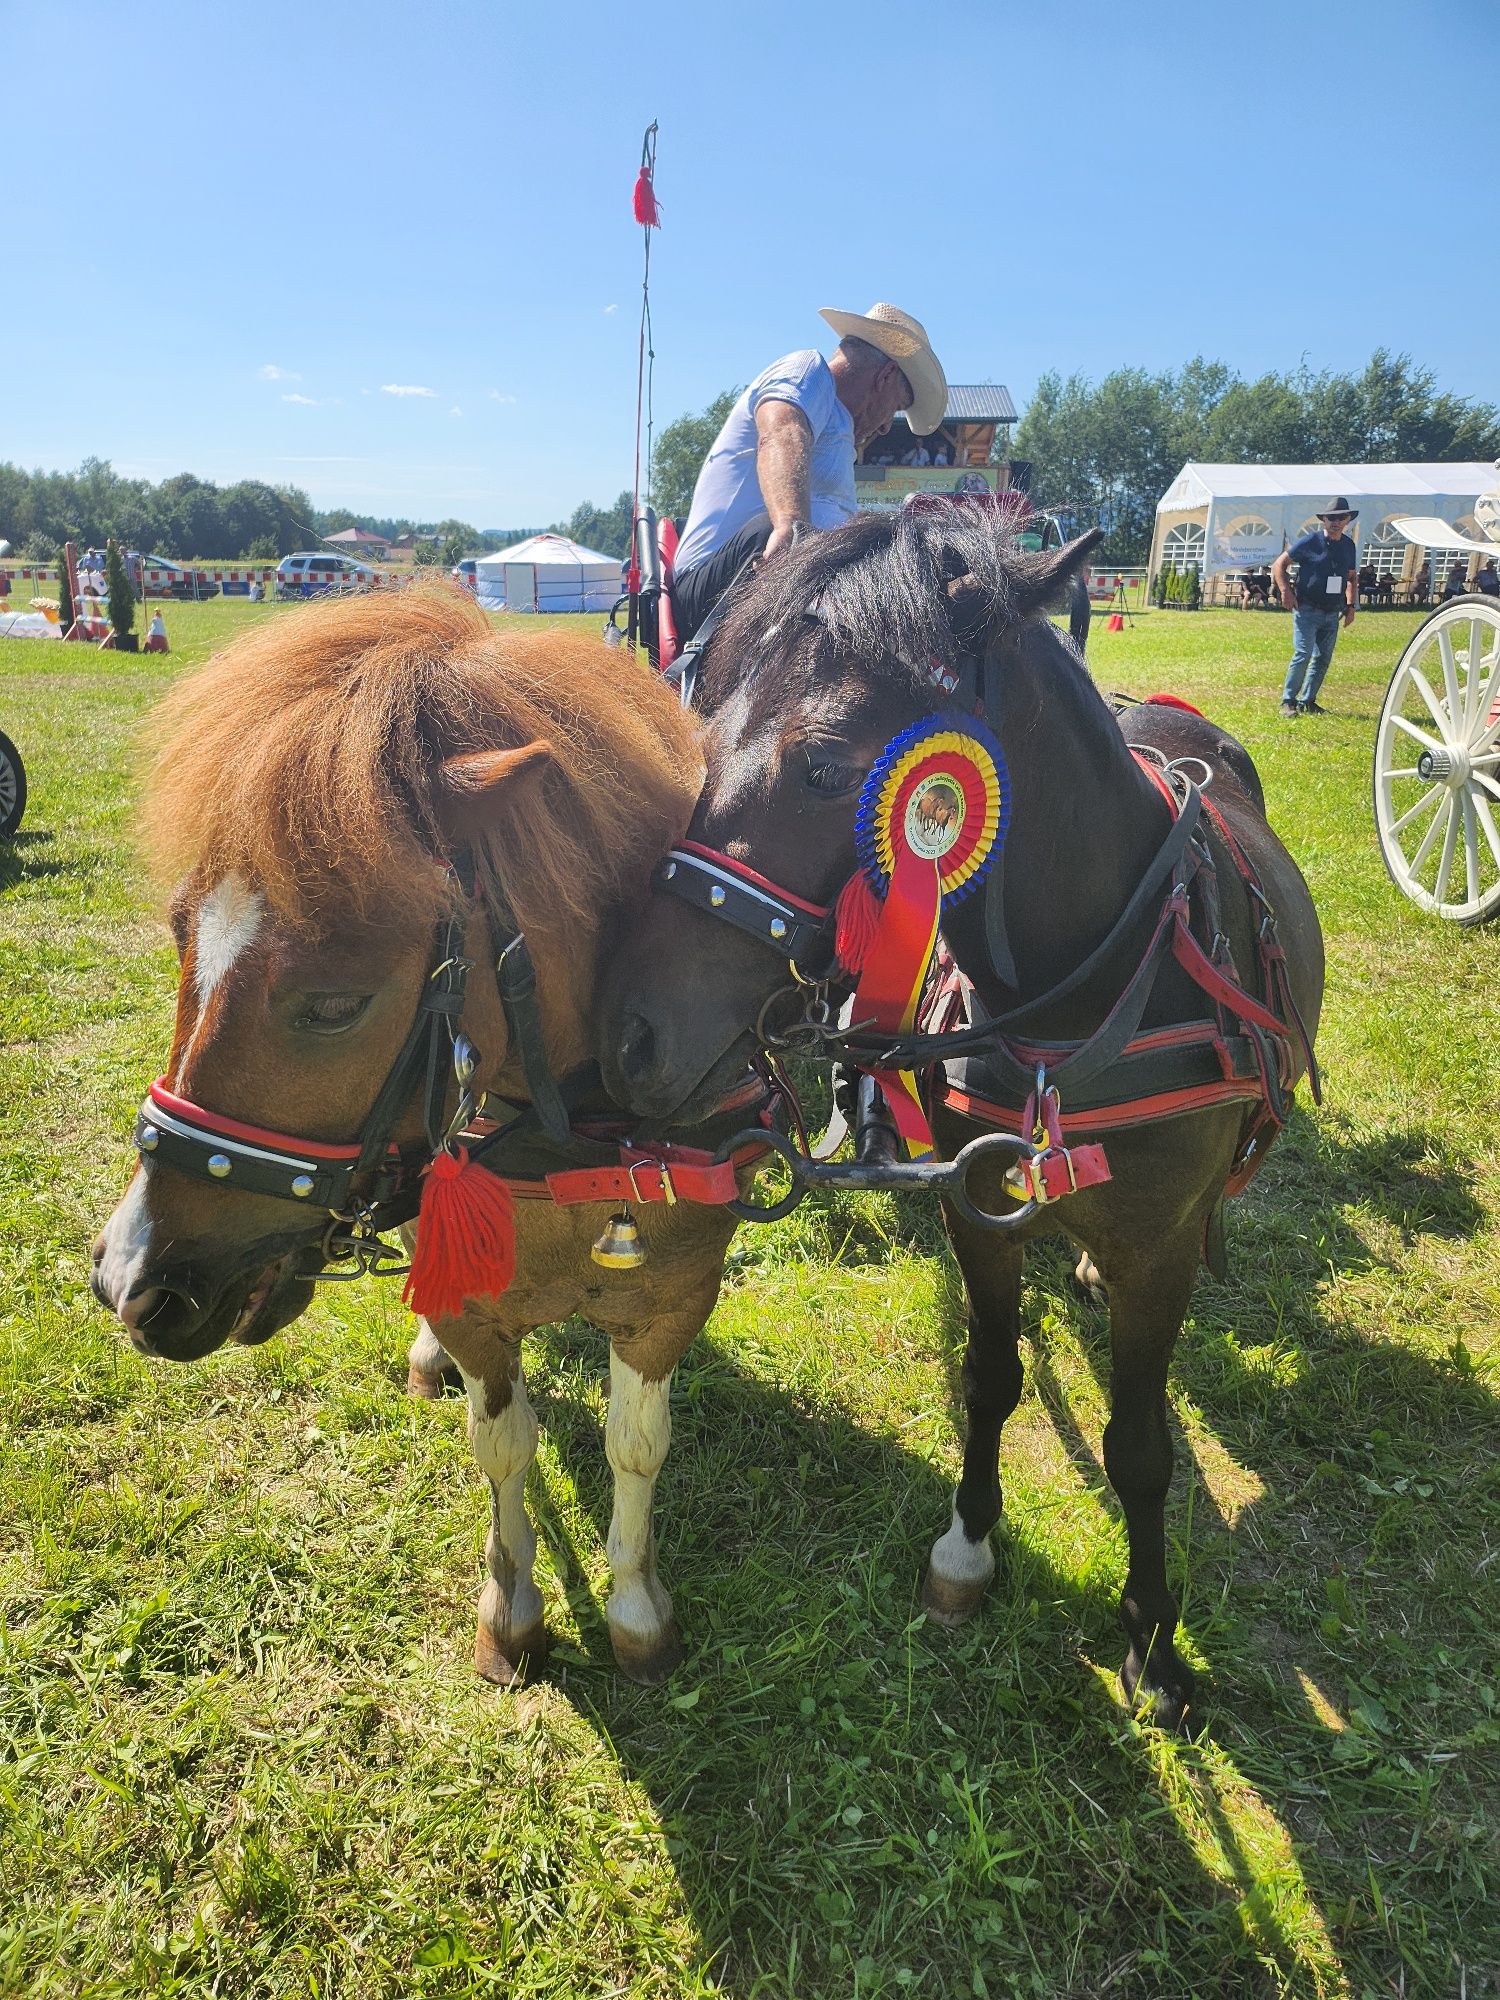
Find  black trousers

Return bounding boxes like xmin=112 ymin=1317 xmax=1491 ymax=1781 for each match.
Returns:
xmin=670 ymin=520 xmax=774 ymax=645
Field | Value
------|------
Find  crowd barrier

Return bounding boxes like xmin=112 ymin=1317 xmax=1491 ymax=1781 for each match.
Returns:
xmin=0 ymin=564 xmax=417 ymax=597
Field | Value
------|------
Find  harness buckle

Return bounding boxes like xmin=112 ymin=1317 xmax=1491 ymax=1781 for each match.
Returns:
xmin=628 ymin=1158 xmax=676 ymax=1205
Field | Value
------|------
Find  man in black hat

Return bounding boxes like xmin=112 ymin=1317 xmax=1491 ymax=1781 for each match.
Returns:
xmin=1271 ymin=498 xmax=1360 ymax=716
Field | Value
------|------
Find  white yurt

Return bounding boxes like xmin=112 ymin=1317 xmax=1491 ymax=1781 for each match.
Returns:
xmin=473 ymin=533 xmax=620 ymax=613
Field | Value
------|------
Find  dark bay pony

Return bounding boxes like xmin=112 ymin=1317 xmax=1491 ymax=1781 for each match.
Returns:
xmin=91 ymin=587 xmax=739 ymax=1686
xmin=600 ymin=503 xmax=1325 ymax=1726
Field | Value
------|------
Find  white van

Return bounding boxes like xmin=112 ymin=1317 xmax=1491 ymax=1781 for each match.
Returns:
xmin=275 ymin=553 xmax=377 ymax=599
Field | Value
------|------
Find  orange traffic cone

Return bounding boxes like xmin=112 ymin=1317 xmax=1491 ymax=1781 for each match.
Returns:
xmin=143 ymin=611 xmax=170 ymax=653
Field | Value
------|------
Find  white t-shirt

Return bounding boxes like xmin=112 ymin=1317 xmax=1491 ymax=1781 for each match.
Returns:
xmin=673 ymin=349 xmax=856 ymax=576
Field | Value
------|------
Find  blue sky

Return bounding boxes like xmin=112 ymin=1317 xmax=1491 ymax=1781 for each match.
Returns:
xmin=8 ymin=0 xmax=1497 ymax=528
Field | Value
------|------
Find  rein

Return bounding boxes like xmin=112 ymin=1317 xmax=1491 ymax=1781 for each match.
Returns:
xmin=656 ymin=745 xmax=1320 ymax=1217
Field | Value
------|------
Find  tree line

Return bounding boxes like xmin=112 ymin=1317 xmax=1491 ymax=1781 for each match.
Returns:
xmin=0 ymin=459 xmax=537 ymax=566
xmin=8 ymin=351 xmax=1492 ymax=572
xmin=1013 ymin=349 xmax=1500 ymax=563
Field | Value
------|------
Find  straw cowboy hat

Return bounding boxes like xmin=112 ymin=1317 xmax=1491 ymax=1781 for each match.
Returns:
xmin=1316 ymin=495 xmax=1360 ymax=521
xmin=819 ymin=302 xmax=947 ymax=435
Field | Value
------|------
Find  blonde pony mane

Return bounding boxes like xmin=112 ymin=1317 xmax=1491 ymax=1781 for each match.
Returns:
xmin=143 ymin=587 xmax=702 ymax=959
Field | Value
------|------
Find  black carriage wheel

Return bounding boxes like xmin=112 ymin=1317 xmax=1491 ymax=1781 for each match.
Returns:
xmin=0 ymin=729 xmax=26 ymax=839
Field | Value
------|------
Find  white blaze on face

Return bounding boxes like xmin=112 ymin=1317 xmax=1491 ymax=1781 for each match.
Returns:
xmin=193 ymin=874 xmax=264 ymax=1004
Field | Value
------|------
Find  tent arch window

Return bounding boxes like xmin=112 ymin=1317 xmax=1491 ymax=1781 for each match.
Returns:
xmin=1162 ymin=522 xmax=1205 ymax=570
xmin=1366 ymin=518 xmax=1409 ymax=578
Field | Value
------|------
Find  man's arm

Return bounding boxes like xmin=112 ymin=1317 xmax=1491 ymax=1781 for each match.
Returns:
xmin=1271 ymin=548 xmax=1295 ymax=611
xmin=1344 ymin=550 xmax=1358 ymax=627
xmin=754 ymin=399 xmax=814 ymax=559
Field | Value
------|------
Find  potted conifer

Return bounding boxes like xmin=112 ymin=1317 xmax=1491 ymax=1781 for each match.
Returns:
xmin=105 ymin=539 xmax=138 ymax=651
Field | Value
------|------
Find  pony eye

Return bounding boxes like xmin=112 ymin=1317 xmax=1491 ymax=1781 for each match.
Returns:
xmin=803 ymin=756 xmax=863 ymax=797
xmin=295 ymin=993 xmax=371 ymax=1033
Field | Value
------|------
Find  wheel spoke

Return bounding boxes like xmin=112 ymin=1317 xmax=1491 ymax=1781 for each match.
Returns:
xmin=1391 ymin=712 xmax=1444 ymax=754
xmin=1386 ymin=781 xmax=1443 ymax=837
xmin=1408 ymin=663 xmax=1452 ymax=737
xmin=1474 ymin=768 xmax=1500 ymax=803
xmin=1411 ymin=791 xmax=1451 ymax=874
xmin=1472 ymin=616 xmax=1496 ymax=736
xmin=1434 ymin=794 xmax=1460 ymax=906
xmin=1461 ymin=792 xmax=1481 ymax=907
xmin=1437 ymin=626 xmax=1463 ymax=731
xmin=1475 ymin=793 xmax=1500 ymax=874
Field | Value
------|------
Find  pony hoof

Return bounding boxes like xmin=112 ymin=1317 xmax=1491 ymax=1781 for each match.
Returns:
xmin=1121 ymin=1648 xmax=1197 ymax=1734
xmin=920 ymin=1565 xmax=988 ymax=1628
xmin=406 ymin=1364 xmax=455 ymax=1399
xmin=1072 ymin=1252 xmax=1108 ymax=1306
xmin=610 ymin=1618 xmax=684 ymax=1686
xmin=475 ymin=1618 xmax=547 ymax=1686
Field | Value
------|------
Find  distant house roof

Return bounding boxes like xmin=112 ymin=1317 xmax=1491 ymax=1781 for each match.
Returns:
xmin=943 ymin=385 xmax=1018 ymax=424
xmin=325 ymin=526 xmax=389 ymax=547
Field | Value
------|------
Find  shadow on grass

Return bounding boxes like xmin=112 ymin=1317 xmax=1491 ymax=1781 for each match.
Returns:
xmin=521 ymin=1328 xmax=1327 ymax=1998
xmin=510 ymin=1100 xmax=1495 ymax=1997
xmin=0 ymin=829 xmax=65 ymax=892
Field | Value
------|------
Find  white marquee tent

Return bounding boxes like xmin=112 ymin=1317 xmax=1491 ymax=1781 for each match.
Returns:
xmin=473 ymin=533 xmax=620 ymax=613
xmin=1151 ymin=461 xmax=1500 ymax=583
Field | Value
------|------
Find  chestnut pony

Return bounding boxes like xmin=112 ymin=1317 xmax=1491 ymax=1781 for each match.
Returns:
xmin=600 ymin=503 xmax=1325 ymax=1726
xmin=91 ymin=587 xmax=740 ymax=1685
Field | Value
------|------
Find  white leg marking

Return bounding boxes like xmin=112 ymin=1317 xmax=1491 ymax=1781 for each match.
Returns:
xmin=408 ymin=1318 xmax=454 ymax=1380
xmin=929 ymin=1501 xmax=996 ymax=1589
xmin=461 ymin=1363 xmax=543 ymax=1642
xmin=193 ymin=874 xmax=264 ymax=1003
xmin=605 ymin=1353 xmax=674 ymax=1643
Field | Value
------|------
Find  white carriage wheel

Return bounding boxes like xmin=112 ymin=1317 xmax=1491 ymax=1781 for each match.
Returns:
xmin=1373 ymin=596 xmax=1500 ymax=924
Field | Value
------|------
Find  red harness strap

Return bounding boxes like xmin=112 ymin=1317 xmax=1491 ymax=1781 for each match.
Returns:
xmin=934 ymin=758 xmax=1316 ymax=1204
xmin=513 ymin=1137 xmax=768 ymax=1207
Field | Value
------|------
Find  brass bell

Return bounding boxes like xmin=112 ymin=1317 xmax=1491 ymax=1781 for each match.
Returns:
xmin=591 ymin=1210 xmax=646 ymax=1270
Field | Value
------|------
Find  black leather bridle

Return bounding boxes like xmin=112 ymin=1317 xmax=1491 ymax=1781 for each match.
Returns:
xmin=132 ymin=857 xmax=568 ymax=1279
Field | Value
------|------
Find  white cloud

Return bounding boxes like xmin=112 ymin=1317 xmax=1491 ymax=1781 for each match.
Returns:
xmin=602 ymin=303 xmax=618 ymax=315
xmin=449 ymin=406 xmax=463 ymax=417
xmin=488 ymin=389 xmax=516 ymax=403
xmin=381 ymin=383 xmax=437 ymax=398
xmin=282 ymin=393 xmax=319 ymax=405
xmin=260 ymin=363 xmax=300 ymax=381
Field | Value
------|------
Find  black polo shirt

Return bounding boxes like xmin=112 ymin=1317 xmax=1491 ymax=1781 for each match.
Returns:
xmin=1289 ymin=528 xmax=1358 ymax=609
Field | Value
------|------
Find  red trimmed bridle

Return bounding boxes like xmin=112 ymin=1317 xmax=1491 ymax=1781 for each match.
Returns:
xmin=134 ymin=880 xmax=493 ymax=1279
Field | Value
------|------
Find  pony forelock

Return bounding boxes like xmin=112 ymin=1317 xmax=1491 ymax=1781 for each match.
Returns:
xmin=143 ymin=585 xmax=702 ymax=950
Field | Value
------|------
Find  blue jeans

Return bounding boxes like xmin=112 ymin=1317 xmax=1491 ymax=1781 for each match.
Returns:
xmin=1283 ymin=606 xmax=1342 ymax=704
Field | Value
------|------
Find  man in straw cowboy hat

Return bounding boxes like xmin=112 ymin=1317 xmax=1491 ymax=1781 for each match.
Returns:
xmin=669 ymin=302 xmax=947 ymax=647
xmin=1271 ymin=496 xmax=1360 ymax=717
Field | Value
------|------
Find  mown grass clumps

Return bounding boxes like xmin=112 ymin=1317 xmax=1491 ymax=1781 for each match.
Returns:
xmin=1 ymin=601 xmax=1496 ymax=1997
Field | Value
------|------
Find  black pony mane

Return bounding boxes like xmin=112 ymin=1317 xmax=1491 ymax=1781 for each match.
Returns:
xmin=701 ymin=499 xmax=1084 ymax=706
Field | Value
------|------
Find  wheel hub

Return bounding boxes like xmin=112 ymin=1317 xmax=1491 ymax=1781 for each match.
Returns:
xmin=1417 ymin=744 xmax=1470 ymax=787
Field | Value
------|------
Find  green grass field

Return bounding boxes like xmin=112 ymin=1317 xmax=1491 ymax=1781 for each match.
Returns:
xmin=2 ymin=599 xmax=1497 ymax=1999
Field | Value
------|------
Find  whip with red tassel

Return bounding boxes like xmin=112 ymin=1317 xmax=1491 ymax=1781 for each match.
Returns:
xmin=403 ymin=1145 xmax=517 ymax=1322
xmin=625 ymin=121 xmax=661 ymax=651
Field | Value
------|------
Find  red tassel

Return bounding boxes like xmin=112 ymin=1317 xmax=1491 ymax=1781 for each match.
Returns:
xmin=632 ymin=167 xmax=661 ymax=228
xmin=834 ymin=873 xmax=883 ymax=976
xmin=402 ymin=1146 xmax=516 ymax=1322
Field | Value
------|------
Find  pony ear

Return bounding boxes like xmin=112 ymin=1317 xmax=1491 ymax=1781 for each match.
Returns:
xmin=946 ymin=528 xmax=1106 ymax=638
xmin=435 ymin=742 xmax=556 ymax=841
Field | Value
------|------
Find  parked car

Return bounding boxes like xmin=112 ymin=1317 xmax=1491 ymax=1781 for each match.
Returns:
xmin=452 ymin=559 xmax=478 ymax=590
xmin=136 ymin=553 xmax=218 ymax=600
xmin=275 ymin=553 xmax=378 ymax=599
xmin=76 ymin=549 xmax=219 ymax=600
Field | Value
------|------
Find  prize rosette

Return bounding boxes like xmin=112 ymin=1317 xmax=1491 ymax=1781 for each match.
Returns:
xmin=854 ymin=713 xmax=1009 ymax=904
xmin=844 ymin=715 xmax=1010 ymax=1158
